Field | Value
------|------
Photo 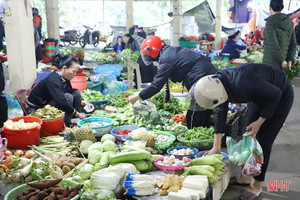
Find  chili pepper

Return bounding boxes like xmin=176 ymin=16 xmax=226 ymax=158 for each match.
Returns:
xmin=115 ymin=130 xmax=131 ymax=135
xmin=123 ymin=93 xmax=129 ymax=98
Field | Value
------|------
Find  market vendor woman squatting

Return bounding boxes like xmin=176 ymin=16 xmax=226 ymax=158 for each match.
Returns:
xmin=27 ymin=54 xmax=94 ymax=127
xmin=127 ymin=36 xmax=217 ymax=128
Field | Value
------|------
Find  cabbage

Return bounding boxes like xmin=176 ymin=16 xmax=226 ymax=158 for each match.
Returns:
xmin=73 ymin=175 xmax=83 ymax=183
xmin=113 ymin=163 xmax=138 ymax=174
xmin=81 ymin=188 xmax=114 ymax=200
xmin=90 ymin=170 xmax=121 ymax=190
xmin=99 ymin=165 xmax=125 ymax=178
xmin=101 ymin=134 xmax=115 ymax=143
xmin=78 ymin=164 xmax=94 ymax=180
xmin=102 ymin=140 xmax=116 ymax=152
xmin=88 ymin=142 xmax=103 ymax=153
xmin=80 ymin=140 xmax=94 ymax=154
xmin=88 ymin=150 xmax=102 ymax=165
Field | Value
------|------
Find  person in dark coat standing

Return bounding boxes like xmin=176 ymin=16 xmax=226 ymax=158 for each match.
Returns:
xmin=137 ymin=27 xmax=147 ymax=39
xmin=0 ymin=61 xmax=7 ymax=132
xmin=220 ymin=31 xmax=247 ymax=60
xmin=262 ymin=0 xmax=297 ymax=70
xmin=192 ymin=63 xmax=294 ymax=200
xmin=127 ymin=36 xmax=217 ymax=128
xmin=134 ymin=55 xmax=157 ymax=86
xmin=27 ymin=54 xmax=94 ymax=127
xmin=113 ymin=36 xmax=126 ymax=53
xmin=124 ymin=34 xmax=140 ymax=52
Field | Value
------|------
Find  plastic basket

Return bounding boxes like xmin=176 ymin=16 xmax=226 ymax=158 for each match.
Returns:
xmin=4 ymin=179 xmax=83 ymax=200
xmin=167 ymin=146 xmax=199 ymax=159
xmin=225 ymin=115 xmax=240 ymax=139
xmin=177 ymin=132 xmax=214 ymax=150
xmin=110 ymin=125 xmax=139 ymax=141
xmin=40 ymin=117 xmax=66 ymax=137
xmin=70 ymin=76 xmax=87 ymax=92
xmin=83 ymin=60 xmax=99 ymax=68
xmin=3 ymin=116 xmax=43 ymax=149
xmin=77 ymin=117 xmax=114 ymax=137
xmin=154 ymin=131 xmax=176 ymax=151
xmin=89 ymin=100 xmax=109 ymax=105
xmin=164 ymin=126 xmax=188 ymax=137
xmin=94 ymin=64 xmax=123 ymax=77
xmin=153 ymin=157 xmax=192 ymax=174
xmin=179 ymin=41 xmax=197 ymax=48
xmin=194 ymin=151 xmax=229 ymax=163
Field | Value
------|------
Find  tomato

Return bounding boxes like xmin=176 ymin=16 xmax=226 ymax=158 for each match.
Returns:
xmin=116 ymin=129 xmax=131 ymax=135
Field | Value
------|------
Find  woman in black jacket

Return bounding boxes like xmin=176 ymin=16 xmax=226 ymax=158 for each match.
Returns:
xmin=191 ymin=63 xmax=294 ymax=199
xmin=127 ymin=36 xmax=217 ymax=128
xmin=27 ymin=54 xmax=94 ymax=126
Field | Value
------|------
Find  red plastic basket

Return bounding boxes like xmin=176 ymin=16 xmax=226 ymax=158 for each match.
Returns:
xmin=154 ymin=157 xmax=191 ymax=174
xmin=40 ymin=117 xmax=66 ymax=137
xmin=3 ymin=116 xmax=43 ymax=149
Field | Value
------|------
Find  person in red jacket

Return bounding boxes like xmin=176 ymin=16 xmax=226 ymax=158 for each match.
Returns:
xmin=244 ymin=31 xmax=257 ymax=46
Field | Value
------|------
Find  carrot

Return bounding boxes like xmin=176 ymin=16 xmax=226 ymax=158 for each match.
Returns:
xmin=2 ymin=165 xmax=9 ymax=172
xmin=27 ymin=179 xmax=62 ymax=190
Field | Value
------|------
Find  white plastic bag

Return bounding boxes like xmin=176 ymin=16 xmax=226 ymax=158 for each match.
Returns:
xmin=242 ymin=138 xmax=263 ymax=176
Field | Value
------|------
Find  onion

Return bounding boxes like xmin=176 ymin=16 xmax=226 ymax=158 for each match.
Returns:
xmin=14 ymin=150 xmax=24 ymax=157
xmin=24 ymin=150 xmax=36 ymax=159
xmin=4 ymin=150 xmax=13 ymax=156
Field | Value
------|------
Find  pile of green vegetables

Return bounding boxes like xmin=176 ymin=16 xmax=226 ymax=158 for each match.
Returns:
xmin=178 ymin=126 xmax=214 ymax=141
xmin=91 ymin=52 xmax=115 ymax=64
xmin=107 ymin=89 xmax=140 ymax=108
xmin=182 ymin=154 xmax=225 ymax=184
xmin=81 ymin=89 xmax=109 ymax=101
xmin=91 ymin=104 xmax=135 ymax=127
xmin=135 ymin=110 xmax=186 ymax=132
xmin=119 ymin=49 xmax=140 ymax=63
xmin=149 ymin=91 xmax=186 ymax=115
xmin=284 ymin=60 xmax=300 ymax=83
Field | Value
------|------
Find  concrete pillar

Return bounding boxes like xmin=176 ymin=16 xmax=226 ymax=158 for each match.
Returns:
xmin=172 ymin=0 xmax=182 ymax=47
xmin=126 ymin=0 xmax=133 ymax=33
xmin=45 ymin=0 xmax=59 ymax=41
xmin=215 ymin=0 xmax=223 ymax=49
xmin=4 ymin=0 xmax=36 ymax=90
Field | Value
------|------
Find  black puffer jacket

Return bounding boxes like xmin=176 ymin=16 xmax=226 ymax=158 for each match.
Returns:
xmin=139 ymin=46 xmax=217 ymax=100
xmin=214 ymin=63 xmax=291 ymax=133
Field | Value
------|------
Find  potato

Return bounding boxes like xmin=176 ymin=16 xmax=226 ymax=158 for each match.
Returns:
xmin=74 ymin=158 xmax=83 ymax=165
xmin=52 ymin=161 xmax=62 ymax=168
xmin=62 ymin=166 xmax=71 ymax=175
xmin=67 ymin=163 xmax=75 ymax=169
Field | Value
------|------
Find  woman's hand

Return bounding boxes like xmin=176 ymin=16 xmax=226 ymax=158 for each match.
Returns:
xmin=82 ymin=101 xmax=94 ymax=109
xmin=204 ymin=147 xmax=221 ymax=156
xmin=281 ymin=61 xmax=288 ymax=69
xmin=245 ymin=117 xmax=266 ymax=138
xmin=75 ymin=112 xmax=86 ymax=119
xmin=288 ymin=61 xmax=292 ymax=70
xmin=127 ymin=95 xmax=140 ymax=104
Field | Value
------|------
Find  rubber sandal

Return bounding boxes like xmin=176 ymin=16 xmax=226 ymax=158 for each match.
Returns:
xmin=238 ymin=190 xmax=260 ymax=200
xmin=229 ymin=177 xmax=251 ymax=186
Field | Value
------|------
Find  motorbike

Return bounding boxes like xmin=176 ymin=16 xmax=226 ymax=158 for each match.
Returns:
xmin=60 ymin=27 xmax=80 ymax=47
xmin=79 ymin=25 xmax=100 ymax=48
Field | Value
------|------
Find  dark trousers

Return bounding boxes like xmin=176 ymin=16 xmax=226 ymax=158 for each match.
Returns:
xmin=49 ymin=89 xmax=81 ymax=127
xmin=244 ymin=84 xmax=294 ymax=181
xmin=0 ymin=96 xmax=8 ymax=127
xmin=186 ymin=109 xmax=213 ymax=129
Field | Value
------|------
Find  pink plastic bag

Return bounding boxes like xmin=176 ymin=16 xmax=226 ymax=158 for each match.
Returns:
xmin=242 ymin=138 xmax=263 ymax=176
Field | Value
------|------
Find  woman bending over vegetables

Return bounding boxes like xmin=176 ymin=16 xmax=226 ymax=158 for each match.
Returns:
xmin=189 ymin=63 xmax=293 ymax=200
xmin=27 ymin=54 xmax=94 ymax=126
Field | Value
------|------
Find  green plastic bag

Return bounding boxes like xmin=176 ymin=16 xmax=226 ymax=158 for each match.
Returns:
xmin=226 ymin=132 xmax=252 ymax=166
